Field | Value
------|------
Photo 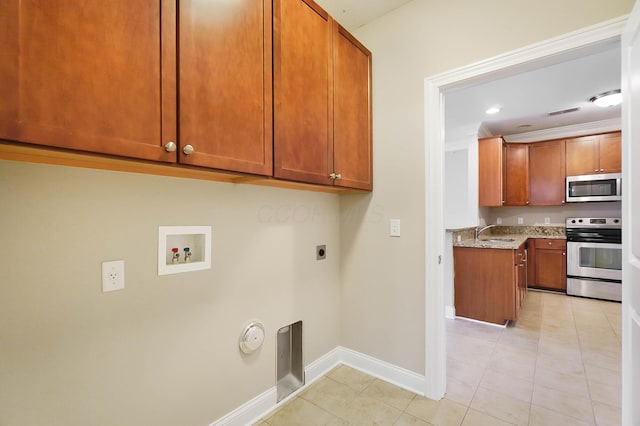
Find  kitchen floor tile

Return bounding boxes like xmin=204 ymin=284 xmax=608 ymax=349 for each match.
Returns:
xmin=262 ymin=293 xmax=621 ymax=425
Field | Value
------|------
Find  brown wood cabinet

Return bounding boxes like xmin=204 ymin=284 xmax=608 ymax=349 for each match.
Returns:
xmin=565 ymin=132 xmax=621 ymax=176
xmin=178 ymin=0 xmax=272 ymax=175
xmin=504 ymin=143 xmax=529 ymax=206
xmin=478 ymin=136 xmax=505 ymax=206
xmin=528 ymin=239 xmax=567 ymax=291
xmin=0 ymin=0 xmax=373 ymax=190
xmin=454 ymin=244 xmax=525 ymax=325
xmin=0 ymin=0 xmax=176 ymax=162
xmin=273 ymin=0 xmax=372 ymax=190
xmin=529 ymin=139 xmax=566 ymax=205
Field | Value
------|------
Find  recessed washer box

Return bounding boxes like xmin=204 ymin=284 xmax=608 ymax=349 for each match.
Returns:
xmin=158 ymin=226 xmax=211 ymax=275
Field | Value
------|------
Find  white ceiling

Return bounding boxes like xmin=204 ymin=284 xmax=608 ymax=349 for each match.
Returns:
xmin=444 ymin=41 xmax=622 ymax=142
xmin=315 ymin=0 xmax=414 ymax=30
xmin=314 ymin=1 xmax=622 ymax=144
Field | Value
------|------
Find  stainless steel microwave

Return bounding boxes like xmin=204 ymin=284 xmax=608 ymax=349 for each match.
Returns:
xmin=566 ymin=173 xmax=622 ymax=202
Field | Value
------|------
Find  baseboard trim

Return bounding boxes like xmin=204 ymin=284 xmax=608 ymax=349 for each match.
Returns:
xmin=445 ymin=305 xmax=456 ymax=319
xmin=209 ymin=346 xmax=426 ymax=426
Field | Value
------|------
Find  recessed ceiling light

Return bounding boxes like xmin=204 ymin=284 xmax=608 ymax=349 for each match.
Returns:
xmin=590 ymin=89 xmax=621 ymax=107
xmin=485 ymin=106 xmax=501 ymax=115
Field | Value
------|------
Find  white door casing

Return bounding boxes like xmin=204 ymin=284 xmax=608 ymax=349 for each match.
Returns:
xmin=424 ymin=16 xmax=627 ymax=400
xmin=621 ymin=2 xmax=640 ymax=424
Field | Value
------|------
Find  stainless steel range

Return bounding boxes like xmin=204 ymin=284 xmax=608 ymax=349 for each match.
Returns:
xmin=566 ymin=217 xmax=622 ymax=302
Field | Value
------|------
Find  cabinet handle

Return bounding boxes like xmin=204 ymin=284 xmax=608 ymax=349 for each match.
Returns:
xmin=335 ymin=173 xmax=342 ymax=180
xmin=164 ymin=141 xmax=177 ymax=152
xmin=329 ymin=173 xmax=336 ymax=179
xmin=183 ymin=144 xmax=194 ymax=155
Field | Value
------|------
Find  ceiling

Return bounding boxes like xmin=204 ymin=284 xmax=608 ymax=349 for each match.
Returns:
xmin=444 ymin=41 xmax=622 ymax=142
xmin=314 ymin=1 xmax=622 ymax=144
xmin=315 ymin=0 xmax=414 ymax=30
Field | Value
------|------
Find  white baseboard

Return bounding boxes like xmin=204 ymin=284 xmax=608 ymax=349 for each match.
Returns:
xmin=209 ymin=346 xmax=426 ymax=426
xmin=445 ymin=305 xmax=455 ymax=319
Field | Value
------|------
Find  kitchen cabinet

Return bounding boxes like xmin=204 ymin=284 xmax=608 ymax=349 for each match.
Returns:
xmin=504 ymin=143 xmax=529 ymax=206
xmin=178 ymin=0 xmax=273 ymax=175
xmin=528 ymin=239 xmax=567 ymax=291
xmin=273 ymin=0 xmax=372 ymax=190
xmin=0 ymin=0 xmax=177 ymax=162
xmin=529 ymin=139 xmax=566 ymax=205
xmin=454 ymin=244 xmax=525 ymax=325
xmin=565 ymin=132 xmax=621 ymax=176
xmin=478 ymin=136 xmax=505 ymax=206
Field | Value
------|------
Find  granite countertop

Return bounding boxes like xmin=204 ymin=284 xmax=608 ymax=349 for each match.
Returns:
xmin=453 ymin=226 xmax=566 ymax=250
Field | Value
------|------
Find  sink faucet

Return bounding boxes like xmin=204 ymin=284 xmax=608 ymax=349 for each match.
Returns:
xmin=475 ymin=224 xmax=496 ymax=240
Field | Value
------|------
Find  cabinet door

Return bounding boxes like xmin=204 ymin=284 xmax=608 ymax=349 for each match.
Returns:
xmin=274 ymin=0 xmax=333 ymax=185
xmin=333 ymin=24 xmax=372 ymax=190
xmin=566 ymin=135 xmax=598 ymax=176
xmin=178 ymin=0 xmax=272 ymax=175
xmin=478 ymin=136 xmax=504 ymax=206
xmin=504 ymin=143 xmax=529 ymax=206
xmin=0 ymin=0 xmax=176 ymax=162
xmin=598 ymin=132 xmax=622 ymax=173
xmin=534 ymin=240 xmax=567 ymax=291
xmin=529 ymin=140 xmax=566 ymax=205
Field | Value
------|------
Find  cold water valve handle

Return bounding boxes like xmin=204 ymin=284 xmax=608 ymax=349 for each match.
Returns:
xmin=183 ymin=247 xmax=192 ymax=263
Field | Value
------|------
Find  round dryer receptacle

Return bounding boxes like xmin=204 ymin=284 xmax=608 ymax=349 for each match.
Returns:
xmin=239 ymin=321 xmax=265 ymax=354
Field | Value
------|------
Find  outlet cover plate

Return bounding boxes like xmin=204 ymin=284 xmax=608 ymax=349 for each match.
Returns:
xmin=102 ymin=260 xmax=125 ymax=292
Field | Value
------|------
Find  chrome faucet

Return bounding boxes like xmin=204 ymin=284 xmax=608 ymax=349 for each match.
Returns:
xmin=475 ymin=224 xmax=496 ymax=240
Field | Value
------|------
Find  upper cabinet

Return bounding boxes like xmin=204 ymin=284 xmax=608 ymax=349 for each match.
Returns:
xmin=504 ymin=143 xmax=529 ymax=206
xmin=178 ymin=0 xmax=273 ymax=175
xmin=0 ymin=0 xmax=177 ymax=162
xmin=273 ymin=0 xmax=372 ymax=190
xmin=565 ymin=131 xmax=621 ymax=176
xmin=478 ymin=136 xmax=504 ymax=206
xmin=0 ymin=0 xmax=373 ymax=191
xmin=529 ymin=139 xmax=566 ymax=206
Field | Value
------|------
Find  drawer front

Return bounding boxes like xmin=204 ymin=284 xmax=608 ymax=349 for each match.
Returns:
xmin=534 ymin=238 xmax=566 ymax=250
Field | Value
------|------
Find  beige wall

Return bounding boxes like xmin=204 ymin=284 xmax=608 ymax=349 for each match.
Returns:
xmin=340 ymin=0 xmax=633 ymax=375
xmin=0 ymin=161 xmax=342 ymax=425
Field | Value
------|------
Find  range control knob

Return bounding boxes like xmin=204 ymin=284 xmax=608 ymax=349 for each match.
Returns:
xmin=613 ymin=219 xmax=620 ymax=223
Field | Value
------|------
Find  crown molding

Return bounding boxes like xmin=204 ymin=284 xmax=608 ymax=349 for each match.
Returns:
xmin=503 ymin=117 xmax=621 ymax=142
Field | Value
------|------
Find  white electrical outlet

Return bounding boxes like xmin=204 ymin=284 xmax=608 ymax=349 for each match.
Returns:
xmin=496 ymin=217 xmax=503 ymax=225
xmin=517 ymin=216 xmax=524 ymax=225
xmin=102 ymin=260 xmax=125 ymax=292
xmin=544 ymin=217 xmax=551 ymax=224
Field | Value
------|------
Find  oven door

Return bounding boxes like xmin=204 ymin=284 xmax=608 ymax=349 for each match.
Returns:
xmin=567 ymin=241 xmax=622 ymax=281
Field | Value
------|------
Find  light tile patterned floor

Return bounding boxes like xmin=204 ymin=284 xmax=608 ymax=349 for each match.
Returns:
xmin=256 ymin=291 xmax=621 ymax=425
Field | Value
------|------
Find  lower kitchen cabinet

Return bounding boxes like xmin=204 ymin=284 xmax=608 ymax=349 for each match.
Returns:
xmin=528 ymin=238 xmax=567 ymax=291
xmin=454 ymin=244 xmax=525 ymax=325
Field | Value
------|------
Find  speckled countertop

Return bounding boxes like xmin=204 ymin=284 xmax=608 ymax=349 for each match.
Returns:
xmin=453 ymin=226 xmax=565 ymax=250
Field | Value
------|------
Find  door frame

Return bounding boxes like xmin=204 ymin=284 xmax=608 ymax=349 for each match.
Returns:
xmin=423 ymin=16 xmax=628 ymax=399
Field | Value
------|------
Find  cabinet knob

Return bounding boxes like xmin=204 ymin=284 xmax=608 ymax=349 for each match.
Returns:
xmin=600 ymin=168 xmax=604 ymax=172
xmin=548 ymin=242 xmax=552 ymax=246
xmin=563 ymin=252 xmax=566 ymax=256
xmin=329 ymin=173 xmax=342 ymax=180
xmin=595 ymin=169 xmax=599 ymax=172
xmin=164 ymin=141 xmax=177 ymax=152
xmin=183 ymin=144 xmax=194 ymax=155
xmin=335 ymin=173 xmax=342 ymax=180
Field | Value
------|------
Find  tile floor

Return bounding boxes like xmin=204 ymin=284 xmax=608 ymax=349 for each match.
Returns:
xmin=255 ymin=291 xmax=621 ymax=425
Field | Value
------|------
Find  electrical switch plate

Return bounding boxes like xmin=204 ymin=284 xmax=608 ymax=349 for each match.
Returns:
xmin=544 ymin=217 xmax=551 ymax=224
xmin=390 ymin=219 xmax=401 ymax=237
xmin=102 ymin=260 xmax=125 ymax=292
xmin=517 ymin=216 xmax=524 ymax=225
